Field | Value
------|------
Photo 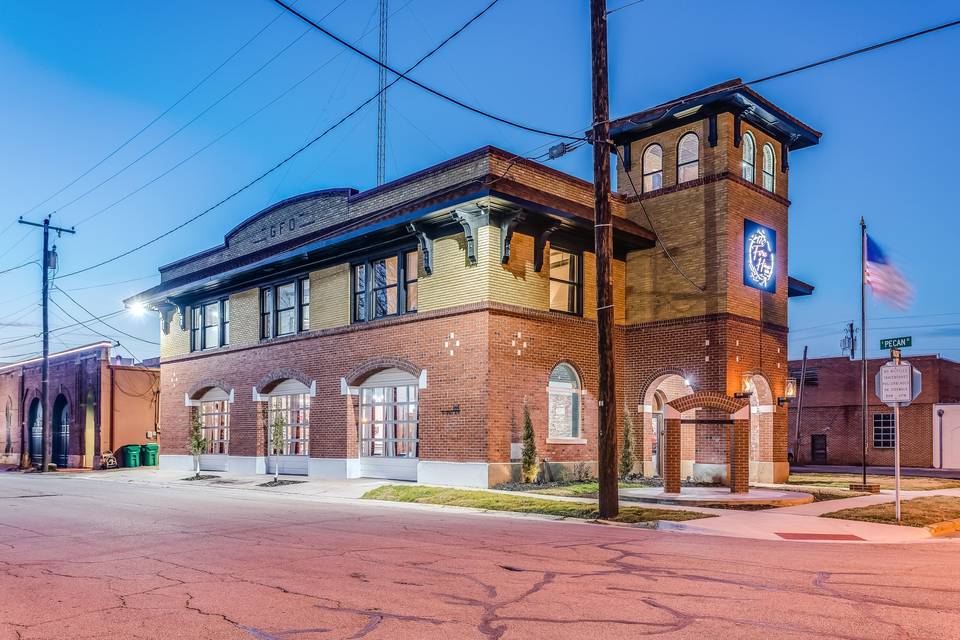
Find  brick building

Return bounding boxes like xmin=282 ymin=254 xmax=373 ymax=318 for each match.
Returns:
xmin=0 ymin=342 xmax=160 ymax=469
xmin=131 ymin=80 xmax=819 ymax=487
xmin=787 ymin=354 xmax=960 ymax=468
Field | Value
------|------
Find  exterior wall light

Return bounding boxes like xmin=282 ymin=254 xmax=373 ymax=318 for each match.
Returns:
xmin=778 ymin=377 xmax=798 ymax=406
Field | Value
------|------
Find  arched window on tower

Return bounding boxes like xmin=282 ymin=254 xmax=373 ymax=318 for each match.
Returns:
xmin=642 ymin=144 xmax=663 ymax=192
xmin=677 ymin=133 xmax=699 ymax=184
xmin=547 ymin=364 xmax=582 ymax=440
xmin=741 ymin=132 xmax=756 ymax=182
xmin=762 ymin=143 xmax=776 ymax=192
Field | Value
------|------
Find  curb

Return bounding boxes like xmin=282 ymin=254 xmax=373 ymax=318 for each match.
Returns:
xmin=926 ymin=518 xmax=960 ymax=537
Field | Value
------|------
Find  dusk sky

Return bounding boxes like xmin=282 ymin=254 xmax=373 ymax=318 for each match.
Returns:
xmin=1 ymin=0 xmax=958 ymax=363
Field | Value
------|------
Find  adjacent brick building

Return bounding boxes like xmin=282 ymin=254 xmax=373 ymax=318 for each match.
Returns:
xmin=131 ymin=80 xmax=820 ymax=487
xmin=0 ymin=342 xmax=160 ymax=469
xmin=787 ymin=354 xmax=960 ymax=468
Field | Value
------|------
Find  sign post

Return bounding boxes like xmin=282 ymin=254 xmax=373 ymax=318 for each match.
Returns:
xmin=875 ymin=352 xmax=922 ymax=522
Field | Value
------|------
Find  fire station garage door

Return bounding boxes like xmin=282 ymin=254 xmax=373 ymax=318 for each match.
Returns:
xmin=358 ymin=369 xmax=419 ymax=481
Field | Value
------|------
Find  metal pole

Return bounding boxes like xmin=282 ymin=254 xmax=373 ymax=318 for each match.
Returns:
xmin=860 ymin=217 xmax=868 ymax=486
xmin=793 ymin=345 xmax=807 ymax=463
xmin=938 ymin=408 xmax=945 ymax=469
xmin=894 ymin=401 xmax=901 ymax=522
xmin=590 ymin=0 xmax=617 ymax=519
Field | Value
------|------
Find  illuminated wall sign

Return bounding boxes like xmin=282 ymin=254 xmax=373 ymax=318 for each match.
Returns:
xmin=743 ymin=219 xmax=776 ymax=292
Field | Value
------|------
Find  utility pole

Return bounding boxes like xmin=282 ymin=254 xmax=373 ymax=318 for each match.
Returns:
xmin=376 ymin=0 xmax=388 ymax=186
xmin=590 ymin=0 xmax=617 ymax=519
xmin=17 ymin=216 xmax=75 ymax=472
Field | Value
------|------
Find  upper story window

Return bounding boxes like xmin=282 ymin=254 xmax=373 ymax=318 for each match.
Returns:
xmin=548 ymin=363 xmax=581 ymax=440
xmin=352 ymin=250 xmax=418 ymax=323
xmin=677 ymin=133 xmax=699 ymax=183
xmin=762 ymin=143 xmax=776 ymax=192
xmin=191 ymin=299 xmax=229 ymax=352
xmin=741 ymin=132 xmax=756 ymax=182
xmin=261 ymin=277 xmax=309 ymax=340
xmin=548 ymin=247 xmax=581 ymax=315
xmin=641 ymin=144 xmax=663 ymax=193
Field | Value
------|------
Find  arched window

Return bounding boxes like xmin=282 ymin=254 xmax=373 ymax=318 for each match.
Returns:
xmin=548 ymin=364 xmax=581 ymax=440
xmin=265 ymin=380 xmax=311 ymax=457
xmin=359 ymin=368 xmax=419 ymax=458
xmin=677 ymin=133 xmax=699 ymax=183
xmin=198 ymin=388 xmax=230 ymax=455
xmin=641 ymin=144 xmax=663 ymax=192
xmin=741 ymin=132 xmax=756 ymax=182
xmin=762 ymin=143 xmax=775 ymax=192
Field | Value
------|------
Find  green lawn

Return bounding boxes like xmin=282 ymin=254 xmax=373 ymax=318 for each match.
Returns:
xmin=529 ymin=480 xmax=648 ymax=497
xmin=789 ymin=473 xmax=960 ymax=491
xmin=362 ymin=485 xmax=711 ymax=524
xmin=822 ymin=495 xmax=960 ymax=528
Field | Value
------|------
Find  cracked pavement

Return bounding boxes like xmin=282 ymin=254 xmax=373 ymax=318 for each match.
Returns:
xmin=1 ymin=474 xmax=959 ymax=639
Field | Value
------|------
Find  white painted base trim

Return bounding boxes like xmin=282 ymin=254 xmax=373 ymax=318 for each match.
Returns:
xmin=417 ymin=461 xmax=489 ymax=488
xmin=159 ymin=454 xmax=194 ymax=472
xmin=307 ymin=458 xmax=363 ymax=479
xmin=266 ymin=455 xmax=309 ymax=476
xmin=199 ymin=454 xmax=228 ymax=472
xmin=692 ymin=462 xmax=728 ymax=484
xmin=228 ymin=456 xmax=266 ymax=475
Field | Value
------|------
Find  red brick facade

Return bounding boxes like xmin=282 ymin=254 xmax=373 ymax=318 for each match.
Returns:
xmin=787 ymin=354 xmax=960 ymax=467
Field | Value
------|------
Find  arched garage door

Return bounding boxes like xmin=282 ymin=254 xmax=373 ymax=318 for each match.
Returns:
xmin=264 ymin=379 xmax=311 ymax=476
xmin=358 ymin=368 xmax=419 ymax=481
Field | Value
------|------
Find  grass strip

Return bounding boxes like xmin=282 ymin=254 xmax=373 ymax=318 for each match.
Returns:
xmin=789 ymin=473 xmax=960 ymax=491
xmin=821 ymin=495 xmax=960 ymax=528
xmin=362 ymin=485 xmax=711 ymax=523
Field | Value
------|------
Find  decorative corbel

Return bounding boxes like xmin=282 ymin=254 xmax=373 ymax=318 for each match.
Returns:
xmin=406 ymin=223 xmax=434 ymax=275
xmin=451 ymin=207 xmax=488 ymax=265
xmin=533 ymin=222 xmax=561 ymax=273
xmin=499 ymin=210 xmax=525 ymax=265
xmin=175 ymin=301 xmax=187 ymax=330
xmin=781 ymin=138 xmax=795 ymax=173
xmin=708 ymin=113 xmax=718 ymax=148
xmin=733 ymin=113 xmax=742 ymax=148
xmin=157 ymin=302 xmax=177 ymax=335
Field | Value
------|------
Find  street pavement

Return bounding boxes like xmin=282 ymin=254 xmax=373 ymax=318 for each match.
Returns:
xmin=2 ymin=473 xmax=960 ymax=639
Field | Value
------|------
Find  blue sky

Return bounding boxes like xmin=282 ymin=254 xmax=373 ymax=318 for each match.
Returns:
xmin=1 ymin=0 xmax=958 ymax=363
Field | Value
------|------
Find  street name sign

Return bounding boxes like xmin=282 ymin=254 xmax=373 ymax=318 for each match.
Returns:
xmin=880 ymin=336 xmax=912 ymax=349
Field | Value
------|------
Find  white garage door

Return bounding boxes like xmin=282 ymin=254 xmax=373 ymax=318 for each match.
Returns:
xmin=358 ymin=368 xmax=419 ymax=482
xmin=938 ymin=405 xmax=960 ymax=470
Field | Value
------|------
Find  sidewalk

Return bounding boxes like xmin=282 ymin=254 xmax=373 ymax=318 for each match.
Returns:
xmin=10 ymin=467 xmax=960 ymax=544
xmin=792 ymin=464 xmax=960 ymax=479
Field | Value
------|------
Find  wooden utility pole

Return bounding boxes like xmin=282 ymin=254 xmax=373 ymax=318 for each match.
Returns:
xmin=18 ymin=216 xmax=75 ymax=471
xmin=590 ymin=0 xmax=618 ymax=519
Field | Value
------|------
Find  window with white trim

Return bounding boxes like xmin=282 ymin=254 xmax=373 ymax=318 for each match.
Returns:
xmin=762 ymin=143 xmax=775 ymax=192
xmin=268 ymin=393 xmax=310 ymax=455
xmin=873 ymin=413 xmax=895 ymax=448
xmin=677 ymin=132 xmax=700 ymax=183
xmin=359 ymin=374 xmax=419 ymax=458
xmin=642 ymin=143 xmax=663 ymax=192
xmin=200 ymin=399 xmax=230 ymax=455
xmin=548 ymin=363 xmax=581 ymax=440
xmin=741 ymin=131 xmax=756 ymax=182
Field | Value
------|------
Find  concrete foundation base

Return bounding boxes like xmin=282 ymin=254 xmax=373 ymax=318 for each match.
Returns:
xmin=692 ymin=462 xmax=727 ymax=484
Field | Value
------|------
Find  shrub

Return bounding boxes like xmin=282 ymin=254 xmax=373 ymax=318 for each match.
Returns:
xmin=521 ymin=405 xmax=538 ymax=483
xmin=619 ymin=405 xmax=636 ymax=479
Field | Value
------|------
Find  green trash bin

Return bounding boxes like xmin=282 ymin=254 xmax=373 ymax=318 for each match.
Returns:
xmin=122 ymin=445 xmax=141 ymax=468
xmin=141 ymin=443 xmax=159 ymax=467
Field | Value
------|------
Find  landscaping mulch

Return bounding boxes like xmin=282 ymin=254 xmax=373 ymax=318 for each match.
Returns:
xmin=181 ymin=475 xmax=220 ymax=481
xmin=258 ymin=479 xmax=307 ymax=488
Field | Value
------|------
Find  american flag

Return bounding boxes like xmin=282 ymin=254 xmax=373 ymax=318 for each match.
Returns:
xmin=865 ymin=234 xmax=913 ymax=310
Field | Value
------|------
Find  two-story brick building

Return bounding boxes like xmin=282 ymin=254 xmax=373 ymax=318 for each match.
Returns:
xmin=131 ymin=80 xmax=819 ymax=487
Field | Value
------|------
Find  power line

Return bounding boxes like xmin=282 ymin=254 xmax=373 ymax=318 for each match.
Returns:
xmin=271 ymin=0 xmax=582 ymax=141
xmin=48 ymin=297 xmax=134 ymax=360
xmin=53 ymin=287 xmax=159 ymax=345
xmin=20 ymin=3 xmax=300 ymax=220
xmin=0 ymin=260 xmax=39 ymax=276
xmin=606 ymin=0 xmax=645 ymax=16
xmin=56 ymin=0 xmax=504 ymax=279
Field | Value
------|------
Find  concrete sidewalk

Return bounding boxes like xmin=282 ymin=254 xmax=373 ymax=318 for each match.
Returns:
xmin=792 ymin=464 xmax=960 ymax=479
xmin=11 ymin=467 xmax=960 ymax=544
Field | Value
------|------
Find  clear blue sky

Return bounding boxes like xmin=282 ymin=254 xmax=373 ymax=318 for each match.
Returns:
xmin=1 ymin=0 xmax=958 ymax=363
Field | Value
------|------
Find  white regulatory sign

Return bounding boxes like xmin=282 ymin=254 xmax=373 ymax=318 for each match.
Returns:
xmin=875 ymin=361 xmax=921 ymax=407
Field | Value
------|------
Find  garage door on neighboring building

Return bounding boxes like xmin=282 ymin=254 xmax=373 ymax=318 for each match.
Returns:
xmin=264 ymin=380 xmax=311 ymax=476
xmin=358 ymin=369 xmax=419 ymax=481
xmin=936 ymin=405 xmax=960 ymax=470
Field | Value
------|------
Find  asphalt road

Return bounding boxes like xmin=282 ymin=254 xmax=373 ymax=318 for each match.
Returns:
xmin=1 ymin=474 xmax=959 ymax=640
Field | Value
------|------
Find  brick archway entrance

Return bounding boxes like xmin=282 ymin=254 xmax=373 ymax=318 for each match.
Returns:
xmin=663 ymin=392 xmax=751 ymax=494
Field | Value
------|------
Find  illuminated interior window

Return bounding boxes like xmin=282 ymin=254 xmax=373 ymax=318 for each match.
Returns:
xmin=677 ymin=133 xmax=699 ymax=183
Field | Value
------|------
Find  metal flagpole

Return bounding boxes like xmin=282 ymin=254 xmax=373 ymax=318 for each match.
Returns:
xmin=860 ymin=217 xmax=868 ymax=487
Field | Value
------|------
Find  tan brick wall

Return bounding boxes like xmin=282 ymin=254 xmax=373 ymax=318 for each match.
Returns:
xmin=159 ymin=309 xmax=190 ymax=359
xmin=229 ymin=289 xmax=260 ymax=346
xmin=418 ymin=232 xmax=486 ymax=312
xmin=310 ymin=264 xmax=350 ymax=330
xmin=487 ymin=227 xmax=549 ymax=311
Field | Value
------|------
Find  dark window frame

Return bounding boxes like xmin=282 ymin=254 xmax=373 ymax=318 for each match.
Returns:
xmin=190 ymin=298 xmax=229 ymax=352
xmin=548 ymin=244 xmax=583 ymax=316
xmin=260 ymin=277 xmax=310 ymax=340
xmin=351 ymin=248 xmax=418 ymax=324
xmin=872 ymin=413 xmax=896 ymax=449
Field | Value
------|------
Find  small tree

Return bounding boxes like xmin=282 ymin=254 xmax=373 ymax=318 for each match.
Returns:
xmin=269 ymin=414 xmax=286 ymax=481
xmin=521 ymin=405 xmax=538 ymax=483
xmin=186 ymin=412 xmax=207 ymax=479
xmin=619 ymin=405 xmax=636 ymax=480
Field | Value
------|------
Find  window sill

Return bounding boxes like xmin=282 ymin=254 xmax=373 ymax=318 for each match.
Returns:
xmin=546 ymin=437 xmax=588 ymax=445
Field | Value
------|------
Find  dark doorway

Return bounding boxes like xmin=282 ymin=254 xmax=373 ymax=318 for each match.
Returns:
xmin=53 ymin=395 xmax=69 ymax=469
xmin=811 ymin=434 xmax=827 ymax=465
xmin=28 ymin=398 xmax=42 ymax=466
